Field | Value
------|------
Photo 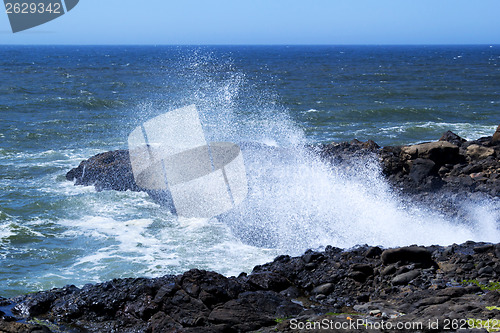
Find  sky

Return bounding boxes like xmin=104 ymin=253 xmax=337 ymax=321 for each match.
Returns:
xmin=1 ymin=0 xmax=500 ymax=45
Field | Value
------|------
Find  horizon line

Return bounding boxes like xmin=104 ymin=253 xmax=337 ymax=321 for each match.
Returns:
xmin=1 ymin=43 xmax=499 ymax=47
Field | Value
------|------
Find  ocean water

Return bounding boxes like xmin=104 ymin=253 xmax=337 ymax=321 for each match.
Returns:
xmin=1 ymin=45 xmax=499 ymax=297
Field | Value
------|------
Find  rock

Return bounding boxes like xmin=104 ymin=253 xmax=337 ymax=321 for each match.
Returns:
xmin=311 ymin=283 xmax=334 ymax=295
xmin=69 ymin=129 xmax=500 ymax=200
xmin=391 ymin=270 xmax=420 ymax=285
xmin=351 ymin=264 xmax=374 ymax=276
xmin=478 ymin=266 xmax=494 ymax=276
xmin=401 ymin=141 xmax=461 ymax=166
xmin=301 ymin=251 xmax=324 ymax=264
xmin=440 ymin=130 xmax=466 ymax=146
xmin=247 ymin=272 xmax=290 ymax=291
xmin=409 ymin=158 xmax=436 ymax=183
xmin=415 ymin=296 xmax=450 ymax=307
xmin=364 ymin=246 xmax=382 ymax=258
xmin=349 ymin=271 xmax=368 ymax=282
xmin=473 ymin=244 xmax=494 ymax=254
xmin=208 ymin=291 xmax=300 ymax=331
xmin=66 ymin=150 xmax=140 ymax=192
xmin=4 ymin=241 xmax=500 ymax=332
xmin=466 ymin=144 xmax=496 ymax=160
xmin=381 ymin=246 xmax=435 ymax=267
xmin=493 ymin=125 xmax=500 ymax=143
xmin=381 ymin=265 xmax=397 ymax=276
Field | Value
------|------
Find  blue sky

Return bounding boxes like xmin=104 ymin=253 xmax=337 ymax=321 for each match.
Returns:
xmin=1 ymin=0 xmax=500 ymax=44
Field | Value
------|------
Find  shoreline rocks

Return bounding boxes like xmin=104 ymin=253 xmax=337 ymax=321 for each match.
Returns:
xmin=1 ymin=241 xmax=499 ymax=332
xmin=66 ymin=128 xmax=500 ymax=198
xmin=317 ymin=130 xmax=500 ymax=198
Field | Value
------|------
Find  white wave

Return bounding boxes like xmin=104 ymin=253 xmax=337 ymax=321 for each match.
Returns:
xmin=352 ymin=122 xmax=497 ymax=145
xmin=0 ymin=223 xmax=14 ymax=242
xmin=222 ymin=145 xmax=500 ymax=255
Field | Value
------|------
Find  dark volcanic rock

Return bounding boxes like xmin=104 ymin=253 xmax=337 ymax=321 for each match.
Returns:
xmin=391 ymin=270 xmax=420 ymax=285
xmin=381 ymin=246 xmax=436 ymax=267
xmin=2 ymin=241 xmax=500 ymax=332
xmin=66 ymin=150 xmax=140 ymax=192
xmin=66 ymin=128 xmax=500 ymax=200
xmin=409 ymin=158 xmax=436 ymax=183
xmin=440 ymin=130 xmax=467 ymax=146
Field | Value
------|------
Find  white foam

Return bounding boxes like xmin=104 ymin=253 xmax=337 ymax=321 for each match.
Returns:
xmin=223 ymin=146 xmax=500 ymax=255
xmin=0 ymin=223 xmax=14 ymax=242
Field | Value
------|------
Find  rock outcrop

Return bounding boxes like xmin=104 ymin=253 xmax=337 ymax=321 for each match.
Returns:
xmin=66 ymin=150 xmax=140 ymax=192
xmin=493 ymin=125 xmax=500 ymax=144
xmin=1 ymin=241 xmax=499 ymax=332
xmin=318 ymin=128 xmax=500 ymax=197
xmin=66 ymin=128 xmax=500 ymax=198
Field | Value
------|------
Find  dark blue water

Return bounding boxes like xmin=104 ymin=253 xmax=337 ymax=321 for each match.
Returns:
xmin=1 ymin=45 xmax=499 ymax=298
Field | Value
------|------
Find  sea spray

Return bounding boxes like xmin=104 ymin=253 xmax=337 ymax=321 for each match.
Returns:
xmin=148 ymin=52 xmax=500 ymax=254
xmin=219 ymin=141 xmax=499 ymax=254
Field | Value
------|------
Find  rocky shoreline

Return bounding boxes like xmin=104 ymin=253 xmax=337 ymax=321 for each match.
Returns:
xmin=1 ymin=242 xmax=499 ymax=332
xmin=65 ymin=126 xmax=500 ymax=198
xmin=1 ymin=127 xmax=500 ymax=332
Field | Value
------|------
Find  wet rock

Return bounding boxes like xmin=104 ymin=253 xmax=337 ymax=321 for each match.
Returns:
xmin=349 ymin=271 xmax=368 ymax=283
xmin=301 ymin=251 xmax=324 ymax=264
xmin=440 ymin=130 xmax=467 ymax=146
xmin=247 ymin=272 xmax=290 ymax=291
xmin=3 ymin=241 xmax=500 ymax=332
xmin=66 ymin=150 xmax=140 ymax=192
xmin=409 ymin=158 xmax=436 ymax=183
xmin=381 ymin=246 xmax=435 ymax=267
xmin=208 ymin=291 xmax=299 ymax=331
xmin=478 ymin=266 xmax=494 ymax=277
xmin=311 ymin=283 xmax=334 ymax=295
xmin=364 ymin=246 xmax=382 ymax=258
xmin=351 ymin=263 xmax=374 ymax=276
xmin=68 ymin=129 xmax=500 ymax=201
xmin=391 ymin=270 xmax=420 ymax=285
xmin=473 ymin=244 xmax=494 ymax=253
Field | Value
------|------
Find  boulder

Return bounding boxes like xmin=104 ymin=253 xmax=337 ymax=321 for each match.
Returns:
xmin=381 ymin=246 xmax=435 ymax=267
xmin=439 ymin=130 xmax=466 ymax=146
xmin=66 ymin=150 xmax=140 ymax=192
xmin=4 ymin=241 xmax=500 ymax=332
xmin=493 ymin=125 xmax=500 ymax=143
xmin=391 ymin=270 xmax=420 ymax=285
xmin=466 ymin=144 xmax=496 ymax=160
xmin=409 ymin=158 xmax=436 ymax=183
xmin=401 ymin=141 xmax=461 ymax=166
xmin=247 ymin=272 xmax=290 ymax=292
xmin=311 ymin=283 xmax=335 ymax=295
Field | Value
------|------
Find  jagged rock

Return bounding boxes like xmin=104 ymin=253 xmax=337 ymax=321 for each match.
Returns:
xmin=439 ymin=130 xmax=467 ymax=146
xmin=246 ymin=272 xmax=290 ymax=291
xmin=66 ymin=150 xmax=140 ymax=192
xmin=493 ymin=125 xmax=500 ymax=143
xmin=3 ymin=241 xmax=500 ymax=332
xmin=67 ymin=129 xmax=500 ymax=199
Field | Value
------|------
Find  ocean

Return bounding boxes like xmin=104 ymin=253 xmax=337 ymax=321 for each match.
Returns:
xmin=0 ymin=45 xmax=499 ymax=298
